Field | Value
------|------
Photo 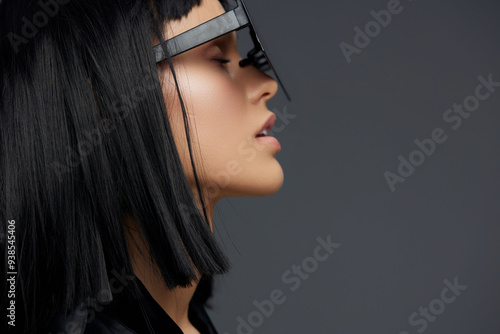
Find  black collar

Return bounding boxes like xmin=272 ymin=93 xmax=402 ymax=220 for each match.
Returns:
xmin=46 ymin=278 xmax=219 ymax=334
xmin=98 ymin=278 xmax=219 ymax=334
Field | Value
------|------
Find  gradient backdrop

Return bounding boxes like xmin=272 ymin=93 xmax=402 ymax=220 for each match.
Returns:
xmin=208 ymin=0 xmax=500 ymax=333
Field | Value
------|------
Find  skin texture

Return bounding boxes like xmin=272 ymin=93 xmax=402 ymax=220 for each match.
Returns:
xmin=128 ymin=0 xmax=284 ymax=333
xmin=159 ymin=0 xmax=284 ymax=216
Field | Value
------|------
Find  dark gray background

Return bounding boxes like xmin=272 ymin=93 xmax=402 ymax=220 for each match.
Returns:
xmin=207 ymin=0 xmax=500 ymax=333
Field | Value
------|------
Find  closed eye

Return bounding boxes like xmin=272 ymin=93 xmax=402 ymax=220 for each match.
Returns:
xmin=215 ymin=58 xmax=230 ymax=64
xmin=207 ymin=39 xmax=232 ymax=68
xmin=213 ymin=57 xmax=231 ymax=69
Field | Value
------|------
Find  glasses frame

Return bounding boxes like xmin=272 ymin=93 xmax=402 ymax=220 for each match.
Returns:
xmin=152 ymin=0 xmax=290 ymax=101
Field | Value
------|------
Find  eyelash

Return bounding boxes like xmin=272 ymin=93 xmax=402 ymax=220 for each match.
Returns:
xmin=214 ymin=58 xmax=231 ymax=67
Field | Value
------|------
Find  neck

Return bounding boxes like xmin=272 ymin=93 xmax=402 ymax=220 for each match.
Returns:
xmin=124 ymin=194 xmax=216 ymax=332
xmin=193 ymin=189 xmax=217 ymax=231
xmin=138 ymin=273 xmax=198 ymax=330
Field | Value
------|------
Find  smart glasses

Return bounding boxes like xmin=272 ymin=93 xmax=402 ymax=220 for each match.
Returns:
xmin=152 ymin=0 xmax=290 ymax=101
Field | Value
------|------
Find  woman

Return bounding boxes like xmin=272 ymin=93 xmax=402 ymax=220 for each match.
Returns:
xmin=0 ymin=0 xmax=286 ymax=332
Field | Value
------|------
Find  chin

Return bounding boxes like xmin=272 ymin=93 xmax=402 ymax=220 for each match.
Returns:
xmin=225 ymin=161 xmax=284 ymax=198
xmin=258 ymin=166 xmax=285 ymax=196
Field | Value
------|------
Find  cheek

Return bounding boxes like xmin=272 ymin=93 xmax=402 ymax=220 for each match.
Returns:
xmin=161 ymin=65 xmax=253 ymax=175
xmin=181 ymin=67 xmax=252 ymax=153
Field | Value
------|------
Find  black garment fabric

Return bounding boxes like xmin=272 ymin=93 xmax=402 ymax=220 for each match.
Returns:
xmin=46 ymin=278 xmax=219 ymax=334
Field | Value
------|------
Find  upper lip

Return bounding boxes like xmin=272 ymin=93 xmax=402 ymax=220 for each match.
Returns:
xmin=255 ymin=113 xmax=277 ymax=137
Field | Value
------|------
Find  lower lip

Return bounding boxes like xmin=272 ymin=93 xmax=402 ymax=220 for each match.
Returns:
xmin=255 ymin=135 xmax=281 ymax=151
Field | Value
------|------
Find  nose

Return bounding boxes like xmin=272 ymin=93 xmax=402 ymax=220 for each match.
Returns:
xmin=239 ymin=64 xmax=279 ymax=105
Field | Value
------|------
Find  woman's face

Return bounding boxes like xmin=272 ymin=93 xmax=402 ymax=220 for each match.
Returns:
xmin=159 ymin=0 xmax=284 ymax=202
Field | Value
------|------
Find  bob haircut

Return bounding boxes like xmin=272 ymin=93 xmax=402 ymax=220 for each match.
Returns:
xmin=0 ymin=0 xmax=230 ymax=332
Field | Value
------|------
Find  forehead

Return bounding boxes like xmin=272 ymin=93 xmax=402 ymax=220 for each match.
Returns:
xmin=165 ymin=0 xmax=226 ymax=39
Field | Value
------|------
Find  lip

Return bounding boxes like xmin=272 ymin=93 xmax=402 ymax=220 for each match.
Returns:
xmin=254 ymin=113 xmax=281 ymax=151
xmin=255 ymin=135 xmax=281 ymax=151
xmin=255 ymin=113 xmax=277 ymax=137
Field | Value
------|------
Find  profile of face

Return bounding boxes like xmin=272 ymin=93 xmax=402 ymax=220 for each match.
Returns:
xmin=158 ymin=0 xmax=284 ymax=203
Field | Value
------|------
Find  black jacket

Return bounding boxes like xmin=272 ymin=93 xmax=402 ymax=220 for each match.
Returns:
xmin=46 ymin=279 xmax=218 ymax=334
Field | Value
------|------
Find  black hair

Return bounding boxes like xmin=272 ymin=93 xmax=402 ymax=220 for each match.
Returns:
xmin=0 ymin=0 xmax=230 ymax=332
